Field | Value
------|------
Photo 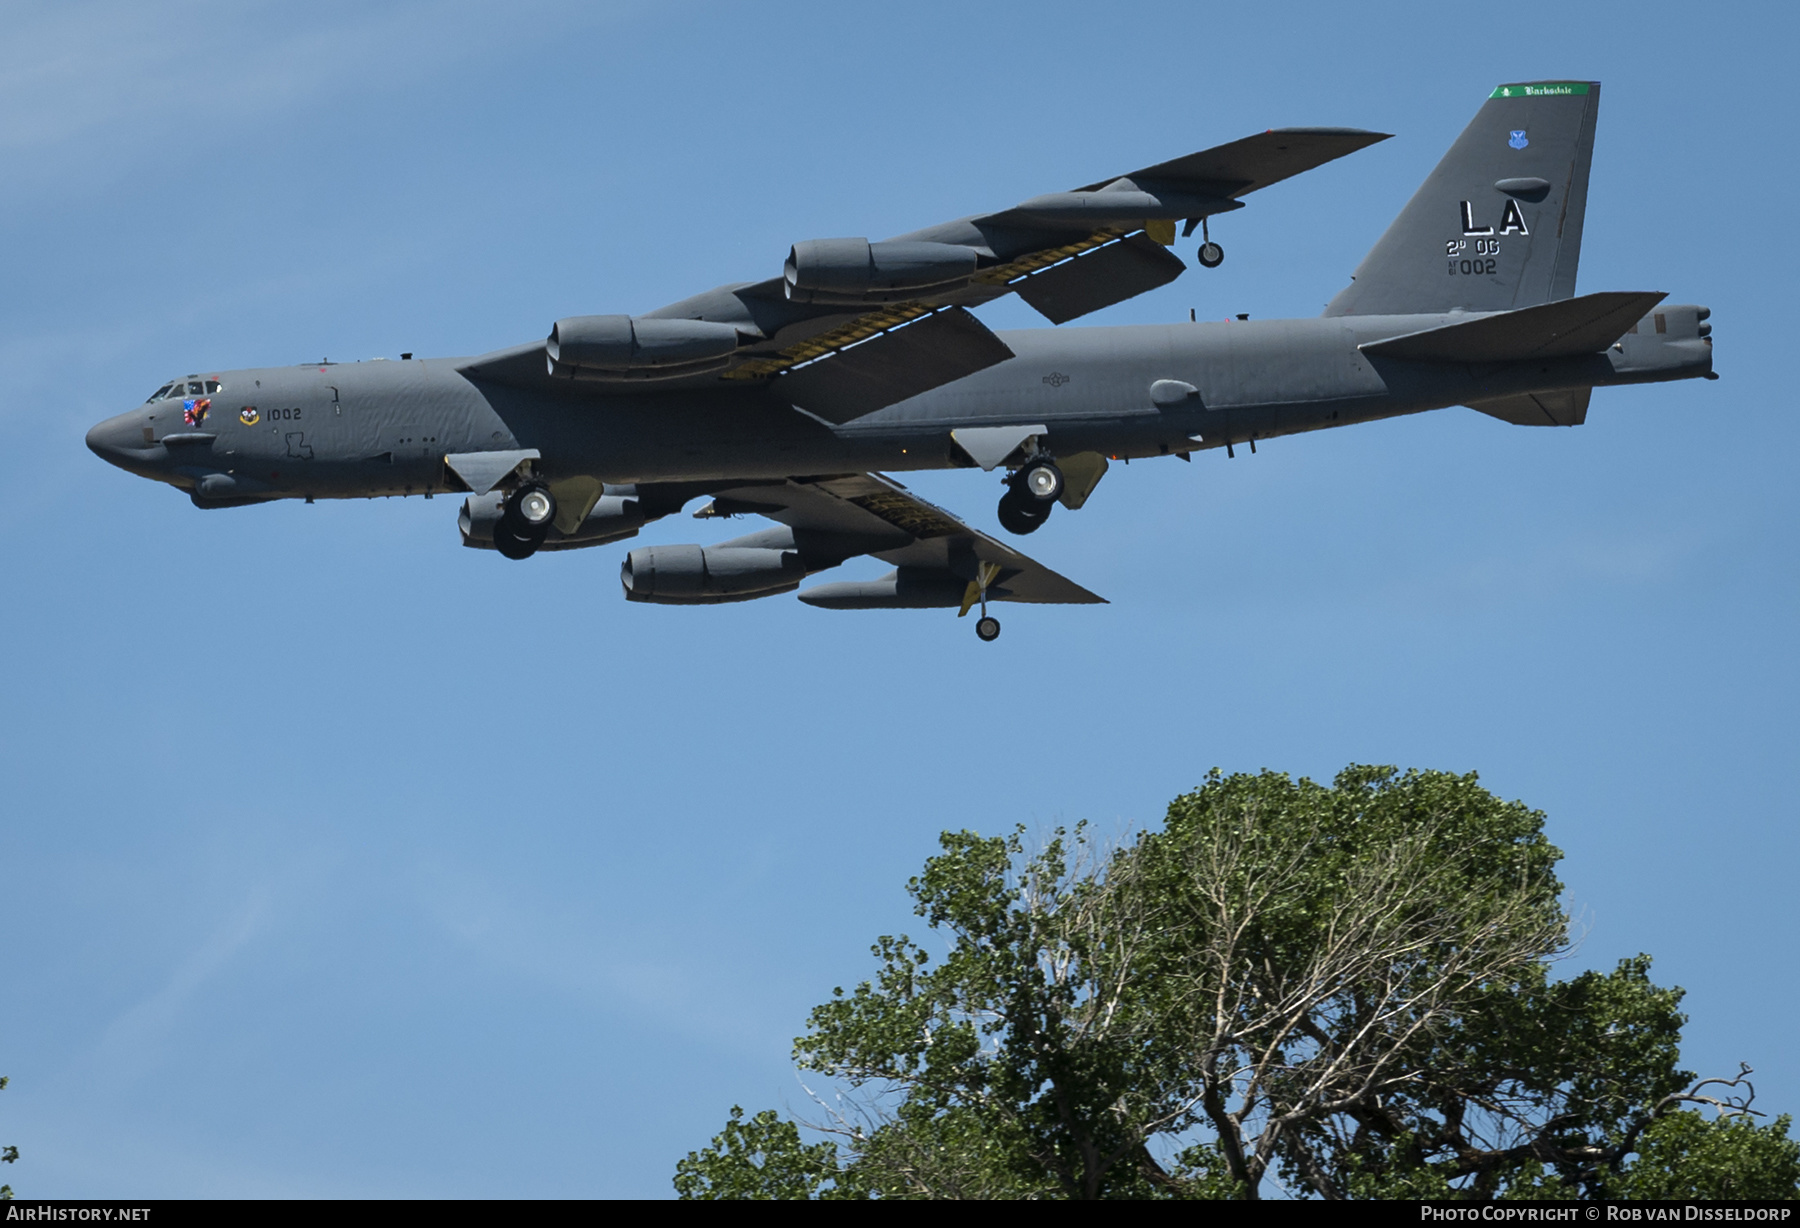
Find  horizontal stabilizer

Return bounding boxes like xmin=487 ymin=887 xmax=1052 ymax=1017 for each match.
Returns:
xmin=1361 ymin=291 xmax=1666 ymax=363
xmin=1467 ymin=386 xmax=1591 ymax=426
xmin=1014 ymin=233 xmax=1187 ymax=324
xmin=777 ymin=306 xmax=1014 ymax=424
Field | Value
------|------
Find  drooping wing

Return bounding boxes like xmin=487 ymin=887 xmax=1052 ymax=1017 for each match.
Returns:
xmin=462 ymin=127 xmax=1388 ymax=419
xmin=680 ymin=472 xmax=1104 ymax=608
xmin=1073 ymin=128 xmax=1393 ymax=196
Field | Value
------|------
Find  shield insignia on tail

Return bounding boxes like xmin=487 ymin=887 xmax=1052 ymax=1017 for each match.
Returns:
xmin=1509 ymin=130 xmax=1529 ymax=149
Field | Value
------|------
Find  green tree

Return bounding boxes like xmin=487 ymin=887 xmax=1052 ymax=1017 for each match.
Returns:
xmin=676 ymin=768 xmax=1799 ymax=1200
xmin=672 ymin=1107 xmax=842 ymax=1200
xmin=1602 ymin=1107 xmax=1800 ymax=1200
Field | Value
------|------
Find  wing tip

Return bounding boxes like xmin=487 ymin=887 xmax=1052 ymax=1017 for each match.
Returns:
xmin=1265 ymin=126 xmax=1393 ymax=141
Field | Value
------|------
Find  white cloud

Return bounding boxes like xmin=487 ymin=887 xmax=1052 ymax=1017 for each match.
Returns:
xmin=88 ymin=888 xmax=273 ymax=1077
xmin=414 ymin=859 xmax=785 ymax=1054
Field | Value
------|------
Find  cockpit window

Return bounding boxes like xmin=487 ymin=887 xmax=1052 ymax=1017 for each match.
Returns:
xmin=144 ymin=378 xmax=222 ymax=403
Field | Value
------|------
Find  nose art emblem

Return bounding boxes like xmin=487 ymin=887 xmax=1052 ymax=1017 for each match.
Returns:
xmin=182 ymin=397 xmax=210 ymax=426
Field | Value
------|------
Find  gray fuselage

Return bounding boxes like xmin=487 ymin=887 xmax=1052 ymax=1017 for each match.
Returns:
xmin=85 ymin=309 xmax=1713 ymax=505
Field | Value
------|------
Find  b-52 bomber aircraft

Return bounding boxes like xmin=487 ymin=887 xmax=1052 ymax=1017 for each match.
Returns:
xmin=88 ymin=81 xmax=1712 ymax=641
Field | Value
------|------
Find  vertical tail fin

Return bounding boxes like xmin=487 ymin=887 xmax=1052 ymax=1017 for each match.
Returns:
xmin=1325 ymin=82 xmax=1600 ymax=317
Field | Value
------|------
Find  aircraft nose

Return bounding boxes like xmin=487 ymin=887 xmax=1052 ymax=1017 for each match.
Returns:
xmin=86 ymin=411 xmax=148 ymax=466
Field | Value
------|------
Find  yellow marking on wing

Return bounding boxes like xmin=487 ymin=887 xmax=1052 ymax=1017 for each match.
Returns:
xmin=957 ymin=561 xmax=1006 ymax=617
xmin=971 ymin=228 xmax=1128 ymax=286
xmin=847 ymin=491 xmax=962 ymax=540
xmin=721 ymin=303 xmax=938 ymax=381
xmin=721 ymin=229 xmax=1131 ymax=383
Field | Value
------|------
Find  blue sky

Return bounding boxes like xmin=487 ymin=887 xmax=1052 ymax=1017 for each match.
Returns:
xmin=3 ymin=0 xmax=1795 ymax=1197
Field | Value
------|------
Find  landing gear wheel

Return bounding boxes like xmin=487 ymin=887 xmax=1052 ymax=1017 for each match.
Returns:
xmin=1197 ymin=241 xmax=1225 ymax=269
xmin=975 ymin=615 xmax=1001 ymax=642
xmin=1019 ymin=459 xmax=1064 ymax=503
xmin=997 ymin=488 xmax=1049 ymax=536
xmin=505 ymin=482 xmax=557 ymax=533
xmin=494 ymin=526 xmax=540 ymax=560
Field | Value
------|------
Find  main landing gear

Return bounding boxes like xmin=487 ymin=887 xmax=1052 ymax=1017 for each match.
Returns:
xmin=997 ymin=457 xmax=1063 ymax=536
xmin=494 ymin=481 xmax=557 ymax=560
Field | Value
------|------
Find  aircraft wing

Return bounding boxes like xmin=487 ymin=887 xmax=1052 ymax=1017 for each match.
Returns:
xmin=1074 ymin=127 xmax=1393 ymax=196
xmin=463 ymin=126 xmax=1388 ymax=420
xmin=630 ymin=471 xmax=1104 ymax=611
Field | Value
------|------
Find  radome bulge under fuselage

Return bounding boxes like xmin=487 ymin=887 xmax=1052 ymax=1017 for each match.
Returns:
xmin=84 ymin=311 xmax=1712 ymax=506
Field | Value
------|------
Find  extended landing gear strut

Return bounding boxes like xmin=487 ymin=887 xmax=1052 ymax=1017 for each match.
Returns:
xmin=960 ymin=560 xmax=1004 ymax=642
xmin=1188 ymin=216 xmax=1224 ymax=269
xmin=997 ymin=457 xmax=1063 ymax=536
xmin=494 ymin=481 xmax=557 ymax=560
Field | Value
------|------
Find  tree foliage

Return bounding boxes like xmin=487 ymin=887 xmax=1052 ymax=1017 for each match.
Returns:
xmin=672 ymin=1106 xmax=842 ymax=1200
xmin=2 ymin=1075 xmax=14 ymax=1201
xmin=676 ymin=767 xmax=1799 ymax=1199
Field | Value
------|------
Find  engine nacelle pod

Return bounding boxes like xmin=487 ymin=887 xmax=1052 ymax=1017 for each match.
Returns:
xmin=620 ymin=545 xmax=805 ymax=604
xmin=797 ymin=567 xmax=971 ymax=609
xmin=547 ymin=315 xmax=741 ymax=377
xmin=461 ymin=492 xmax=650 ymax=551
xmin=784 ymin=239 xmax=980 ymax=303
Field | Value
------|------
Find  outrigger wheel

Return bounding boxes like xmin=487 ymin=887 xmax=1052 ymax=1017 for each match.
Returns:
xmin=1194 ymin=216 xmax=1224 ymax=269
xmin=965 ymin=560 xmax=1004 ymax=643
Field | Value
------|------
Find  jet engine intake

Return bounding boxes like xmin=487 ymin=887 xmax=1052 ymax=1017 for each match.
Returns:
xmin=547 ymin=315 xmax=741 ymax=378
xmin=784 ymin=239 xmax=981 ymax=304
xmin=620 ymin=544 xmax=805 ymax=604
